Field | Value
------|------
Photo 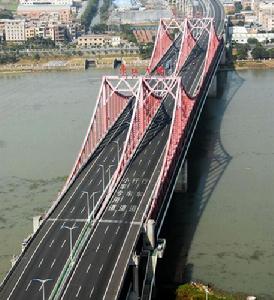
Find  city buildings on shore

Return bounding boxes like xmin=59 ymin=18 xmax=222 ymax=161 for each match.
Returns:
xmin=226 ymin=0 xmax=274 ymax=43
xmin=77 ymin=34 xmax=121 ymax=48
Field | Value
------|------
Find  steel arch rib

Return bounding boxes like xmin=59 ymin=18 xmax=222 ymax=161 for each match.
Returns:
xmin=175 ymin=19 xmax=196 ymax=74
xmin=108 ymin=77 xmax=162 ymax=192
xmin=193 ymin=19 xmax=221 ymax=97
xmin=149 ymin=19 xmax=173 ymax=72
xmin=62 ymin=77 xmax=128 ymax=192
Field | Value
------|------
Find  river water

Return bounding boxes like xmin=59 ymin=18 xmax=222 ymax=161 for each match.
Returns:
xmin=0 ymin=69 xmax=274 ymax=298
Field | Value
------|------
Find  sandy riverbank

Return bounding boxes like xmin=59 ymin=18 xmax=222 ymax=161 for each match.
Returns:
xmin=0 ymin=55 xmax=150 ymax=74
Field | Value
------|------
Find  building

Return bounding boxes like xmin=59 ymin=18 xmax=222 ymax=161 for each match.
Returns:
xmin=230 ymin=25 xmax=274 ymax=43
xmin=19 ymin=0 xmax=73 ymax=5
xmin=77 ymin=34 xmax=121 ymax=48
xmin=223 ymin=0 xmax=235 ymax=14
xmin=17 ymin=4 xmax=73 ymax=23
xmin=257 ymin=1 xmax=274 ymax=31
xmin=4 ymin=19 xmax=26 ymax=42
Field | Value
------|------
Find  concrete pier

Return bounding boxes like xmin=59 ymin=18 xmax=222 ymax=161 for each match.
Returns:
xmin=175 ymin=160 xmax=188 ymax=193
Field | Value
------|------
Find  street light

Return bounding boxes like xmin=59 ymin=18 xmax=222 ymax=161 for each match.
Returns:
xmin=112 ymin=140 xmax=120 ymax=163
xmin=32 ymin=278 xmax=52 ymax=300
xmin=81 ymin=191 xmax=100 ymax=221
xmin=107 ymin=164 xmax=115 ymax=183
xmin=90 ymin=191 xmax=100 ymax=222
xmin=61 ymin=224 xmax=78 ymax=261
xmin=99 ymin=164 xmax=105 ymax=190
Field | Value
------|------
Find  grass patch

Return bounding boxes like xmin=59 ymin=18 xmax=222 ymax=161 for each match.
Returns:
xmin=176 ymin=283 xmax=247 ymax=300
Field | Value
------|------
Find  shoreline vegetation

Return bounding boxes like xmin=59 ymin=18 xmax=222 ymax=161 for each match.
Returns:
xmin=0 ymin=55 xmax=150 ymax=74
xmin=221 ymin=58 xmax=274 ymax=70
xmin=176 ymin=282 xmax=252 ymax=300
xmin=1 ymin=55 xmax=274 ymax=74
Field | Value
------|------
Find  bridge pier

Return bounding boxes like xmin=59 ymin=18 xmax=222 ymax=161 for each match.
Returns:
xmin=33 ymin=215 xmax=42 ymax=234
xmin=128 ymin=253 xmax=140 ymax=300
xmin=144 ymin=219 xmax=156 ymax=250
xmin=175 ymin=160 xmax=188 ymax=193
xmin=208 ymin=74 xmax=217 ymax=98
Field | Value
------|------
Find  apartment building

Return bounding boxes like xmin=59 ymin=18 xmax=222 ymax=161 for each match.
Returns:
xmin=258 ymin=1 xmax=274 ymax=31
xmin=17 ymin=4 xmax=73 ymax=23
xmin=4 ymin=19 xmax=26 ymax=42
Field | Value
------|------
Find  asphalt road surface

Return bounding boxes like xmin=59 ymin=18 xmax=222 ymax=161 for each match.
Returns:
xmin=61 ymin=95 xmax=175 ymax=300
xmin=0 ymin=99 xmax=135 ymax=300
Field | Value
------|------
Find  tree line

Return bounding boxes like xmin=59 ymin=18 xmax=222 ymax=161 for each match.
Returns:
xmin=234 ymin=38 xmax=274 ymax=60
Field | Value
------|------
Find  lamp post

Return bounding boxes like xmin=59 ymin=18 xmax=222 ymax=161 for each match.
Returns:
xmin=107 ymin=164 xmax=115 ymax=183
xmin=81 ymin=191 xmax=90 ymax=220
xmin=32 ymin=278 xmax=52 ymax=300
xmin=113 ymin=140 xmax=120 ymax=163
xmin=99 ymin=164 xmax=105 ymax=190
xmin=90 ymin=191 xmax=100 ymax=222
xmin=61 ymin=224 xmax=78 ymax=261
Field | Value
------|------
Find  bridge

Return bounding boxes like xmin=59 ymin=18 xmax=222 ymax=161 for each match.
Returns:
xmin=0 ymin=0 xmax=225 ymax=299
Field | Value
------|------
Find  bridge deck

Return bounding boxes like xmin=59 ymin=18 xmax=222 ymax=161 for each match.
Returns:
xmin=0 ymin=100 xmax=134 ymax=300
xmin=61 ymin=97 xmax=175 ymax=300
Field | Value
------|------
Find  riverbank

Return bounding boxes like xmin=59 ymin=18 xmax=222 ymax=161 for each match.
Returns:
xmin=176 ymin=283 xmax=251 ymax=300
xmin=221 ymin=59 xmax=274 ymax=70
xmin=0 ymin=55 xmax=149 ymax=73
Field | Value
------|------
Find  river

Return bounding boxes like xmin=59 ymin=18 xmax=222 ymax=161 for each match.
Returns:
xmin=0 ymin=69 xmax=274 ymax=298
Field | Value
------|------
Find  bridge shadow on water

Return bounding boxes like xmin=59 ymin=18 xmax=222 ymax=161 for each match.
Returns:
xmin=154 ymin=69 xmax=245 ymax=299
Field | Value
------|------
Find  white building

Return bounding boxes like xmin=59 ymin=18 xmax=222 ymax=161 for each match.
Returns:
xmin=4 ymin=19 xmax=26 ymax=42
xmin=230 ymin=26 xmax=274 ymax=43
xmin=258 ymin=1 xmax=274 ymax=31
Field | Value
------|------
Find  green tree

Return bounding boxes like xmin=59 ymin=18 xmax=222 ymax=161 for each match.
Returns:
xmin=33 ymin=53 xmax=40 ymax=60
xmin=120 ymin=24 xmax=137 ymax=44
xmin=251 ymin=44 xmax=269 ymax=59
xmin=234 ymin=43 xmax=250 ymax=60
xmin=139 ymin=42 xmax=154 ymax=59
xmin=81 ymin=0 xmax=99 ymax=32
xmin=0 ymin=9 xmax=13 ymax=19
xmin=0 ymin=53 xmax=19 ymax=64
xmin=91 ymin=23 xmax=108 ymax=33
xmin=247 ymin=37 xmax=259 ymax=45
xmin=234 ymin=1 xmax=243 ymax=12
xmin=99 ymin=0 xmax=111 ymax=23
xmin=268 ymin=48 xmax=274 ymax=58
